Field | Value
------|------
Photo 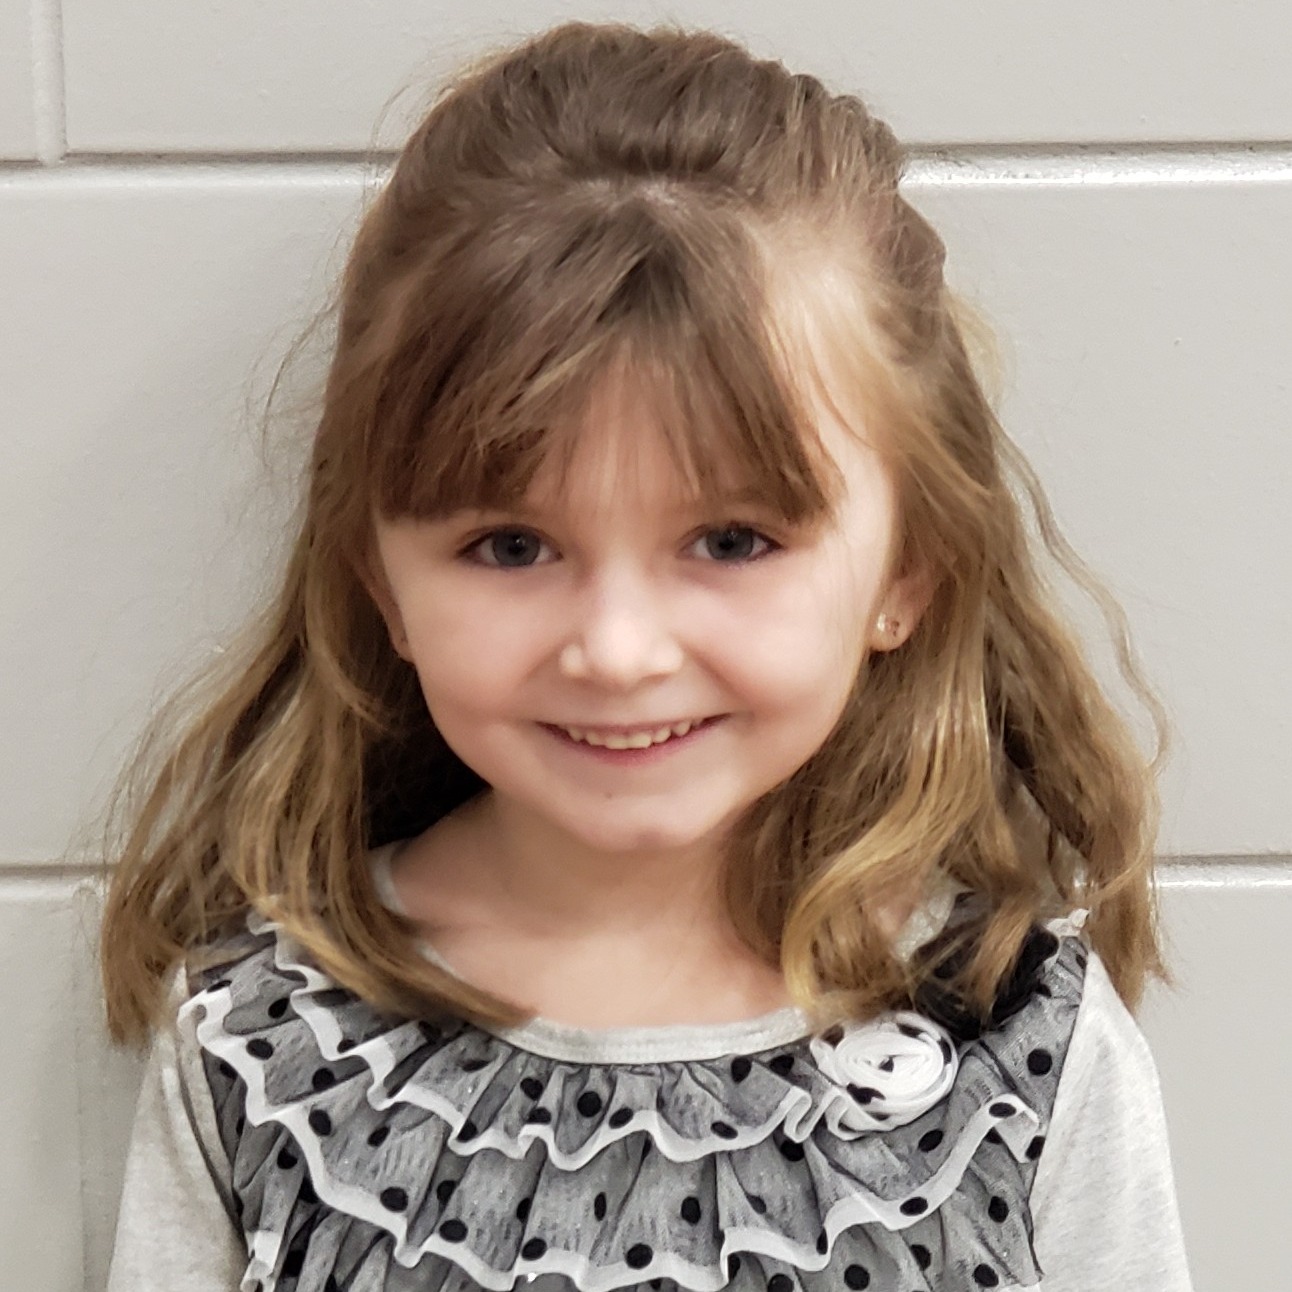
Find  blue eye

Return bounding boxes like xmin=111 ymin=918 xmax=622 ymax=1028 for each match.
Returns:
xmin=463 ymin=528 xmax=551 ymax=568
xmin=693 ymin=525 xmax=777 ymax=562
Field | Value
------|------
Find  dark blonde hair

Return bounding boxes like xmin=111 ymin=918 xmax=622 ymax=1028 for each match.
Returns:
xmin=99 ymin=19 xmax=1170 ymax=1044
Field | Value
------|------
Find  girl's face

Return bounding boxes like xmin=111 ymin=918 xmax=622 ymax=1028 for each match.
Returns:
xmin=368 ymin=373 xmax=929 ymax=862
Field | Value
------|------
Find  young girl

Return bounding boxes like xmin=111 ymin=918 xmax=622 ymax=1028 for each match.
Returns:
xmin=102 ymin=19 xmax=1194 ymax=1292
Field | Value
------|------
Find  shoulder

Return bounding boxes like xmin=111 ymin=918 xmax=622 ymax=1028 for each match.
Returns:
xmin=1028 ymin=947 xmax=1195 ymax=1289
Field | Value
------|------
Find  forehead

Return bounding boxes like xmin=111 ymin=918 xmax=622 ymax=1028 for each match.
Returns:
xmin=523 ymin=356 xmax=885 ymax=524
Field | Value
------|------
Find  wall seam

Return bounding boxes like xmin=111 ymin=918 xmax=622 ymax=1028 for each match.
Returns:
xmin=1 ymin=144 xmax=1290 ymax=186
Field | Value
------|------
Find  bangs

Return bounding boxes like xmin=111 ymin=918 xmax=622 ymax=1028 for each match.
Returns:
xmin=360 ymin=187 xmax=847 ymax=526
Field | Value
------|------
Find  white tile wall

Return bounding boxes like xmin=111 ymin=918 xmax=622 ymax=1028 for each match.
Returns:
xmin=0 ymin=169 xmax=368 ymax=861
xmin=60 ymin=1 xmax=1292 ymax=153
xmin=1 ymin=5 xmax=1288 ymax=1292
xmin=0 ymin=0 xmax=38 ymax=158
xmin=1142 ymin=867 xmax=1292 ymax=1291
xmin=906 ymin=170 xmax=1292 ymax=857
xmin=0 ymin=876 xmax=88 ymax=1291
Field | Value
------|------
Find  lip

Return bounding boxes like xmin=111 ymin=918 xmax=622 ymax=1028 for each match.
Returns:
xmin=544 ymin=717 xmax=715 ymax=738
xmin=539 ymin=714 xmax=726 ymax=761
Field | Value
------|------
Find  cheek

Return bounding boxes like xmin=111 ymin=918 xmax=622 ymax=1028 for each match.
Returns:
xmin=398 ymin=590 xmax=534 ymax=715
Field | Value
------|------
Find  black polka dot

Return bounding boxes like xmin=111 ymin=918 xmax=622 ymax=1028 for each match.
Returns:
xmin=711 ymin=1120 xmax=738 ymax=1139
xmin=380 ymin=1187 xmax=408 ymax=1212
xmin=367 ymin=1125 xmax=390 ymax=1148
xmin=515 ymin=1197 xmax=531 ymax=1222
xmin=460 ymin=1056 xmax=490 ymax=1072
xmin=815 ymin=1230 xmax=828 ymax=1255
xmin=843 ymin=1265 xmax=871 ymax=1289
xmin=276 ymin=1146 xmax=298 ymax=1170
xmin=1027 ymin=1049 xmax=1053 ymax=1076
xmin=727 ymin=1255 xmax=742 ymax=1278
xmin=984 ymin=1129 xmax=1003 ymax=1145
xmin=608 ymin=1108 xmax=633 ymax=1128
xmin=680 ymin=1196 xmax=701 ymax=1224
xmin=917 ymin=1129 xmax=944 ymax=1152
xmin=525 ymin=1108 xmax=552 ymax=1125
xmin=911 ymin=1243 xmax=932 ymax=1270
xmin=594 ymin=1192 xmax=608 ymax=1220
xmin=436 ymin=1179 xmax=457 ymax=1204
xmin=577 ymin=1092 xmax=604 ymax=1117
xmin=973 ymin=1265 xmax=1000 ymax=1287
xmin=988 ymin=1195 xmax=1010 ymax=1223
xmin=247 ymin=1039 xmax=274 ymax=1060
xmin=311 ymin=1068 xmax=336 ymax=1091
xmin=730 ymin=1056 xmax=752 ymax=1082
xmin=521 ymin=1077 xmax=544 ymax=1100
xmin=749 ymin=1194 xmax=767 ymax=1215
xmin=521 ymin=1238 xmax=547 ymax=1260
xmin=769 ymin=1275 xmax=793 ymax=1292
xmin=988 ymin=1101 xmax=1015 ymax=1118
xmin=900 ymin=1197 xmax=928 ymax=1216
xmin=308 ymin=1110 xmax=332 ymax=1137
xmin=440 ymin=1219 xmax=468 ymax=1243
xmin=769 ymin=1053 xmax=795 ymax=1075
xmin=1026 ymin=1135 xmax=1046 ymax=1160
xmin=457 ymin=1119 xmax=479 ymax=1141
xmin=848 ymin=1085 xmax=883 ymax=1104
xmin=625 ymin=1243 xmax=654 ymax=1269
xmin=282 ymin=1249 xmax=305 ymax=1277
xmin=777 ymin=1137 xmax=805 ymax=1162
xmin=267 ymin=997 xmax=290 ymax=1019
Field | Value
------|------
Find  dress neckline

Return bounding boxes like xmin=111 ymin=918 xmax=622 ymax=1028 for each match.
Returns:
xmin=367 ymin=839 xmax=960 ymax=1063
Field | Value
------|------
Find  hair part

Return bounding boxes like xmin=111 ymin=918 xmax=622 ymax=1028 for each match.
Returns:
xmin=98 ymin=19 xmax=1171 ymax=1045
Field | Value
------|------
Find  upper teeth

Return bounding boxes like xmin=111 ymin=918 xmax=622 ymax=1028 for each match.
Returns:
xmin=562 ymin=719 xmax=701 ymax=749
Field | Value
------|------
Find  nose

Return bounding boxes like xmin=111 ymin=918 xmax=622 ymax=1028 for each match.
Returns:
xmin=557 ymin=567 xmax=685 ymax=688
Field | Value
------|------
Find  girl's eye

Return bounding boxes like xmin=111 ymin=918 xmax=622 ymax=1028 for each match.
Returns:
xmin=462 ymin=528 xmax=553 ymax=568
xmin=691 ymin=525 xmax=779 ymax=563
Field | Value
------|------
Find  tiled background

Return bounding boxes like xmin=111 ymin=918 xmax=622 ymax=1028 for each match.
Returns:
xmin=2 ymin=3 xmax=1289 ymax=1289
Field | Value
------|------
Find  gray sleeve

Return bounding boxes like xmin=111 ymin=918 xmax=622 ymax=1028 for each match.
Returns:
xmin=106 ymin=978 xmax=246 ymax=1292
xmin=1030 ymin=950 xmax=1195 ymax=1291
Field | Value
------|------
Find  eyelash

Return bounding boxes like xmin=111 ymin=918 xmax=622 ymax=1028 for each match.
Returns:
xmin=458 ymin=523 xmax=782 ymax=569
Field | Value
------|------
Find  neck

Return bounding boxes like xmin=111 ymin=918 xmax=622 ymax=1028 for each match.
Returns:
xmin=470 ymin=790 xmax=735 ymax=943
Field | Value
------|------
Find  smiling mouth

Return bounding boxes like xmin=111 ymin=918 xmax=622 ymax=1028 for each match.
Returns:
xmin=544 ymin=716 xmax=722 ymax=750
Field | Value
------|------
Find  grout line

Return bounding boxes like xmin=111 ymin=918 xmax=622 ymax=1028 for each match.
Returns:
xmin=904 ymin=144 xmax=1292 ymax=187
xmin=28 ymin=0 xmax=66 ymax=164
xmin=0 ymin=142 xmax=1290 ymax=184
xmin=0 ymin=860 xmax=104 ymax=885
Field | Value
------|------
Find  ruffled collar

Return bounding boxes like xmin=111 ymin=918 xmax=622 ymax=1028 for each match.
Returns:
xmin=185 ymin=908 xmax=1089 ymax=1292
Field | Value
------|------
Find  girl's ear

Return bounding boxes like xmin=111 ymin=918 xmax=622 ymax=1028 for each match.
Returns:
xmin=361 ymin=564 xmax=413 ymax=662
xmin=867 ymin=558 xmax=936 ymax=653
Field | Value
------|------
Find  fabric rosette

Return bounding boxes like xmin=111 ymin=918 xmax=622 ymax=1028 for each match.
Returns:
xmin=809 ymin=1010 xmax=958 ymax=1130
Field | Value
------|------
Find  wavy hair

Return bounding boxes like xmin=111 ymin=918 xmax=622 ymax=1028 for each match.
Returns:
xmin=99 ymin=20 xmax=1171 ymax=1044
